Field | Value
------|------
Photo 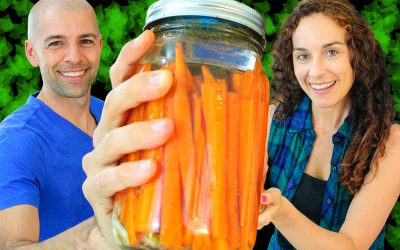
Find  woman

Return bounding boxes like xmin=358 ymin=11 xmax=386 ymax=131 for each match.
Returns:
xmin=257 ymin=0 xmax=400 ymax=249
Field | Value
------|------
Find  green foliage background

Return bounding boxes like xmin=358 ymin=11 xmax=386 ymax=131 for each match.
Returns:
xmin=0 ymin=0 xmax=399 ymax=247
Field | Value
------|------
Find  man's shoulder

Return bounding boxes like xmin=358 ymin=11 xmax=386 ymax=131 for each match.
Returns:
xmin=0 ymin=97 xmax=41 ymax=130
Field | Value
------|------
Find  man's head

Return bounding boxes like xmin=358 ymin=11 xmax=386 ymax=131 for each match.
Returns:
xmin=25 ymin=0 xmax=102 ymax=99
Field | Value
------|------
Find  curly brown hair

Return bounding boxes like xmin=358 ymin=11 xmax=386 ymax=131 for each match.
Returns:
xmin=271 ymin=0 xmax=395 ymax=195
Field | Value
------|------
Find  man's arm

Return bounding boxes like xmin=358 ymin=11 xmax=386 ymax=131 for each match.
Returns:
xmin=0 ymin=205 xmax=111 ymax=250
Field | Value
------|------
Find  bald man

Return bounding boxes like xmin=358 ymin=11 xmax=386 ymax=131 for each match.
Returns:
xmin=0 ymin=0 xmax=109 ymax=248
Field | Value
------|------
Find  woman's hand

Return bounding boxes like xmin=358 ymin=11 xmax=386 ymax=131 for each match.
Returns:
xmin=81 ymin=30 xmax=174 ymax=247
xmin=257 ymin=187 xmax=283 ymax=230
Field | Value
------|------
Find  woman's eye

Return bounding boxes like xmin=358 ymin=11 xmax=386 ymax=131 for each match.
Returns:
xmin=297 ymin=54 xmax=309 ymax=61
xmin=327 ymin=50 xmax=338 ymax=57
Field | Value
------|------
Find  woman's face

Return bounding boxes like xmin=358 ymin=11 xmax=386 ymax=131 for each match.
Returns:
xmin=292 ymin=13 xmax=355 ymax=109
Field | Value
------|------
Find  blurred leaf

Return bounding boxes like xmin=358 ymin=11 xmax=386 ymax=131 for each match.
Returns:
xmin=11 ymin=0 xmax=33 ymax=17
xmin=0 ymin=0 xmax=10 ymax=11
xmin=0 ymin=38 xmax=13 ymax=61
xmin=0 ymin=15 xmax=13 ymax=34
xmin=254 ymin=2 xmax=271 ymax=17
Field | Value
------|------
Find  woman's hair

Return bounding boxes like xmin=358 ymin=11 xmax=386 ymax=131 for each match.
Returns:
xmin=271 ymin=0 xmax=395 ymax=195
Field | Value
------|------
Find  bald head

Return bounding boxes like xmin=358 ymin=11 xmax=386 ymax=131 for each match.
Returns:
xmin=27 ymin=0 xmax=99 ymax=43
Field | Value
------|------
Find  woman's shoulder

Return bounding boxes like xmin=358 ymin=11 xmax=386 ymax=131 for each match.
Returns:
xmin=375 ymin=123 xmax=400 ymax=171
xmin=387 ymin=124 xmax=400 ymax=149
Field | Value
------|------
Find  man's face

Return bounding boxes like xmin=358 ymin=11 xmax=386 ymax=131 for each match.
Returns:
xmin=26 ymin=8 xmax=102 ymax=98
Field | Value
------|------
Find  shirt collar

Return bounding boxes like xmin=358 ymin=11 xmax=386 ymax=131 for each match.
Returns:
xmin=337 ymin=115 xmax=352 ymax=139
xmin=288 ymin=95 xmax=352 ymax=139
xmin=288 ymin=95 xmax=313 ymax=133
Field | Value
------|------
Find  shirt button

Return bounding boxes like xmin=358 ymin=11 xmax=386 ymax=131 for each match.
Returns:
xmin=332 ymin=166 xmax=337 ymax=171
xmin=335 ymin=137 xmax=340 ymax=143
xmin=327 ymin=198 xmax=332 ymax=204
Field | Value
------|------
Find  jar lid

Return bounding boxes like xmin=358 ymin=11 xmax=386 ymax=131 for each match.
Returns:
xmin=145 ymin=0 xmax=266 ymax=37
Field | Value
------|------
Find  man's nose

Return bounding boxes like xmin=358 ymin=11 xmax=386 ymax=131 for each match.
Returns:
xmin=65 ymin=43 xmax=84 ymax=64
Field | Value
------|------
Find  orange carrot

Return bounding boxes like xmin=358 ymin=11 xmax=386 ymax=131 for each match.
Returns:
xmin=237 ymin=69 xmax=259 ymax=250
xmin=192 ymin=234 xmax=211 ymax=250
xmin=239 ymin=70 xmax=256 ymax=99
xmin=227 ymin=92 xmax=241 ymax=248
xmin=174 ymin=42 xmax=196 ymax=221
xmin=231 ymin=71 xmax=244 ymax=92
xmin=160 ymin=79 xmax=183 ymax=249
xmin=113 ymin=63 xmax=153 ymax=243
xmin=203 ymin=77 xmax=229 ymax=241
xmin=238 ymin=98 xmax=257 ymax=250
xmin=125 ymin=188 xmax=137 ymax=245
xmin=135 ymin=98 xmax=165 ymax=233
xmin=212 ymin=238 xmax=230 ymax=250
xmin=115 ymin=102 xmax=146 ymax=245
xmin=189 ymin=93 xmax=206 ymax=223
xmin=201 ymin=65 xmax=216 ymax=84
xmin=183 ymin=225 xmax=193 ymax=246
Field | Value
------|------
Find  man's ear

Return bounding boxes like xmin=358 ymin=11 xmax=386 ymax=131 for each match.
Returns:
xmin=25 ymin=40 xmax=39 ymax=67
xmin=98 ymin=35 xmax=103 ymax=54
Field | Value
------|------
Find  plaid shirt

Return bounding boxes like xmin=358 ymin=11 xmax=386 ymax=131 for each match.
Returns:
xmin=267 ymin=96 xmax=385 ymax=250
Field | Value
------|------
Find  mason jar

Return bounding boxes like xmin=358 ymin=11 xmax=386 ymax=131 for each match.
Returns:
xmin=112 ymin=0 xmax=269 ymax=249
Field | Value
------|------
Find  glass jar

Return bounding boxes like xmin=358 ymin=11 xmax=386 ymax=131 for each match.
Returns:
xmin=112 ymin=0 xmax=269 ymax=249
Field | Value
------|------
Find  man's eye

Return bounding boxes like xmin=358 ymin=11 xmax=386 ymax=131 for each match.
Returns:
xmin=48 ymin=41 xmax=61 ymax=47
xmin=81 ymin=39 xmax=94 ymax=45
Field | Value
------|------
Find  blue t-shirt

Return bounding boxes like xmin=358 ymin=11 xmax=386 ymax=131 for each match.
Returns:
xmin=0 ymin=92 xmax=104 ymax=241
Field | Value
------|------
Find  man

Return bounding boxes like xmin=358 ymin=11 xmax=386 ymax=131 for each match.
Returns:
xmin=0 ymin=0 xmax=108 ymax=248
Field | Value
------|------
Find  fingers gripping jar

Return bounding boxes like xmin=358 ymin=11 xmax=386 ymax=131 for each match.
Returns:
xmin=112 ymin=0 xmax=269 ymax=249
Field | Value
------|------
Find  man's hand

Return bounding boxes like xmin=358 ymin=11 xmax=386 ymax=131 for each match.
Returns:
xmin=82 ymin=30 xmax=174 ymax=247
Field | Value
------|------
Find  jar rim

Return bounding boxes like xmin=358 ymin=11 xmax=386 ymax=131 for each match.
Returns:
xmin=145 ymin=0 xmax=266 ymax=37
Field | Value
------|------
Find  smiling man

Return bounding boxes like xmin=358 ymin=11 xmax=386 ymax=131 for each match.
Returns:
xmin=0 ymin=0 xmax=108 ymax=248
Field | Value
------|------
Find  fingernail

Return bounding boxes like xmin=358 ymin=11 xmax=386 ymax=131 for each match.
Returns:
xmin=151 ymin=120 xmax=167 ymax=133
xmin=137 ymin=160 xmax=151 ymax=171
xmin=260 ymin=194 xmax=267 ymax=204
xmin=149 ymin=71 xmax=164 ymax=85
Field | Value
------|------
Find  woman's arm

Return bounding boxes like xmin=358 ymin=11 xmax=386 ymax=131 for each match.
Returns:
xmin=258 ymin=124 xmax=400 ymax=249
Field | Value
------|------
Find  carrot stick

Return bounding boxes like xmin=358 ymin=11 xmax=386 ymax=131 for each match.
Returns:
xmin=204 ymin=78 xmax=229 ymax=240
xmin=201 ymin=65 xmax=216 ymax=84
xmin=238 ymin=98 xmax=257 ymax=250
xmin=135 ymin=98 xmax=165 ymax=233
xmin=160 ymin=136 xmax=183 ymax=249
xmin=227 ymin=92 xmax=241 ymax=248
xmin=125 ymin=188 xmax=137 ymax=245
xmin=231 ymin=71 xmax=243 ymax=92
xmin=174 ymin=42 xmax=196 ymax=222
xmin=239 ymin=70 xmax=255 ymax=99
xmin=237 ymin=69 xmax=259 ymax=250
xmin=192 ymin=234 xmax=211 ymax=250
xmin=212 ymin=238 xmax=230 ymax=250
xmin=114 ymin=102 xmax=146 ymax=245
xmin=160 ymin=78 xmax=183 ymax=249
xmin=183 ymin=225 xmax=193 ymax=247
xmin=189 ymin=93 xmax=206 ymax=223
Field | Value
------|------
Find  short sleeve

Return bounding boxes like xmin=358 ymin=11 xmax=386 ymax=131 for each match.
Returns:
xmin=0 ymin=129 xmax=45 ymax=210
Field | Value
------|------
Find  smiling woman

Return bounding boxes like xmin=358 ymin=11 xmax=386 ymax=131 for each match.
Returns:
xmin=292 ymin=14 xmax=355 ymax=111
xmin=257 ymin=0 xmax=399 ymax=249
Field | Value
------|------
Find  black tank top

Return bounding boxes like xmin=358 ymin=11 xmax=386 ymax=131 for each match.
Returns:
xmin=277 ymin=173 xmax=327 ymax=249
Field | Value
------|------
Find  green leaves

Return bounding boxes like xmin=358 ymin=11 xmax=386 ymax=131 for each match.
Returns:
xmin=387 ymin=202 xmax=400 ymax=248
xmin=362 ymin=0 xmax=400 ymax=120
